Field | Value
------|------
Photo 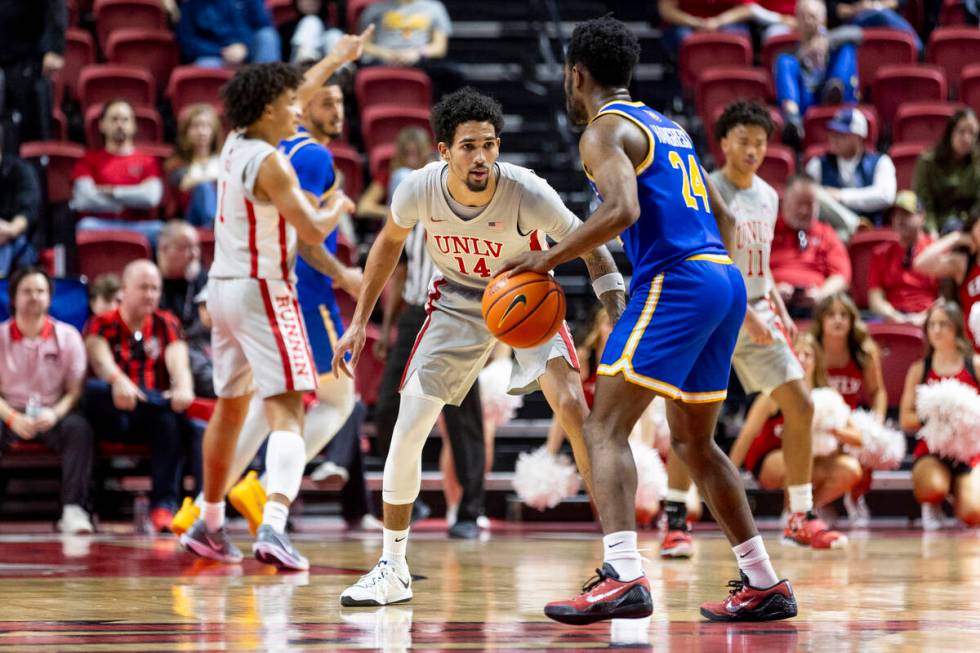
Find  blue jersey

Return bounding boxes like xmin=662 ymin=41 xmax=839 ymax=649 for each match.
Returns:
xmin=587 ymin=101 xmax=728 ymax=292
xmin=278 ymin=126 xmax=340 ymax=307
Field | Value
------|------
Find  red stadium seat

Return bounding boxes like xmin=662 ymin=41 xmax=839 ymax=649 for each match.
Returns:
xmin=105 ymin=29 xmax=180 ymax=94
xmin=761 ymin=32 xmax=800 ymax=76
xmin=328 ymin=142 xmax=365 ymax=201
xmin=695 ymin=67 xmax=770 ymax=124
xmin=892 ymin=101 xmax=960 ymax=145
xmin=166 ymin=66 xmax=234 ymax=117
xmin=888 ymin=142 xmax=924 ymax=190
xmin=355 ymin=67 xmax=432 ymax=110
xmin=870 ymin=64 xmax=947 ymax=130
xmin=267 ymin=0 xmax=300 ymax=26
xmin=706 ymin=103 xmax=784 ymax=166
xmin=354 ymin=324 xmax=385 ymax=405
xmin=858 ymin=29 xmax=920 ymax=97
xmin=57 ymin=28 xmax=96 ymax=103
xmin=868 ymin=323 xmax=926 ymax=409
xmin=940 ymin=0 xmax=967 ymax=25
xmin=847 ymin=228 xmax=900 ymax=308
xmin=803 ymin=104 xmax=880 ymax=150
xmin=78 ymin=64 xmax=156 ymax=111
xmin=927 ymin=27 xmax=980 ymax=96
xmin=76 ymin=230 xmax=153 ymax=281
xmin=679 ymin=33 xmax=752 ymax=93
xmin=368 ymin=142 xmax=396 ymax=191
xmin=68 ymin=0 xmax=79 ymax=26
xmin=19 ymin=141 xmax=86 ymax=205
xmin=803 ymin=143 xmax=829 ymax=168
xmin=197 ymin=228 xmax=215 ymax=270
xmin=360 ymin=105 xmax=432 ymax=152
xmin=961 ymin=62 xmax=980 ymax=115
xmin=347 ymin=0 xmax=382 ymax=29
xmin=51 ymin=108 xmax=68 ymax=141
xmin=84 ymin=104 xmax=163 ymax=147
xmin=93 ymin=0 xmax=167 ymax=51
xmin=757 ymin=143 xmax=796 ymax=188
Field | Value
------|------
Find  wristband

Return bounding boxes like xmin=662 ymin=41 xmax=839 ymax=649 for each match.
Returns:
xmin=592 ymin=273 xmax=625 ymax=296
xmin=5 ymin=412 xmax=18 ymax=429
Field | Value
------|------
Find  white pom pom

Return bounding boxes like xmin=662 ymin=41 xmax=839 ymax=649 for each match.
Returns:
xmin=970 ymin=303 xmax=980 ymax=349
xmin=512 ymin=447 xmax=580 ymax=511
xmin=630 ymin=440 xmax=667 ymax=516
xmin=845 ymin=409 xmax=906 ymax=470
xmin=479 ymin=358 xmax=524 ymax=429
xmin=916 ymin=380 xmax=980 ymax=463
xmin=811 ymin=388 xmax=851 ymax=457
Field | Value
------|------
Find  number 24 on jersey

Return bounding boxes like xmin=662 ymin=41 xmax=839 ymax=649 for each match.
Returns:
xmin=669 ymin=151 xmax=711 ymax=213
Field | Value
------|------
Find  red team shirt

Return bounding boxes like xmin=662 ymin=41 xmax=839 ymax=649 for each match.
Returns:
xmin=770 ymin=217 xmax=852 ymax=291
xmin=71 ymin=149 xmax=161 ymax=221
xmin=868 ymin=234 xmax=939 ymax=314
xmin=913 ymin=360 xmax=980 ymax=467
xmin=87 ymin=308 xmax=184 ymax=391
xmin=827 ymin=358 xmax=864 ymax=410
xmin=961 ymin=258 xmax=980 ymax=353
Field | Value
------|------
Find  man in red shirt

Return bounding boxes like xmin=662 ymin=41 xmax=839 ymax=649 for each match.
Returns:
xmin=868 ymin=191 xmax=938 ymax=326
xmin=771 ymin=175 xmax=852 ymax=317
xmin=70 ymin=100 xmax=164 ymax=246
xmin=84 ymin=259 xmax=197 ymax=532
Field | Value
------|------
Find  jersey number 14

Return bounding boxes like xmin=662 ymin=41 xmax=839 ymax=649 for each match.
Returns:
xmin=668 ymin=151 xmax=711 ymax=213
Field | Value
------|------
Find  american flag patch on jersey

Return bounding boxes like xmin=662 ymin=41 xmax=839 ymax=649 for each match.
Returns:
xmin=487 ymin=221 xmax=506 ymax=232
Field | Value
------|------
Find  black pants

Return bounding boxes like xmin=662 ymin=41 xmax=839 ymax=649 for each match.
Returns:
xmin=0 ymin=59 xmax=52 ymax=153
xmin=0 ymin=411 xmax=94 ymax=506
xmin=324 ymin=401 xmax=373 ymax=523
xmin=375 ymin=305 xmax=486 ymax=522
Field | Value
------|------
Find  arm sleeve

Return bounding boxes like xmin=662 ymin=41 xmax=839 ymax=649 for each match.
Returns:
xmin=290 ymin=145 xmax=334 ymax=200
xmin=161 ymin=312 xmax=186 ymax=345
xmin=837 ymin=155 xmax=897 ymax=212
xmin=389 ymin=170 xmax=423 ymax=229
xmin=41 ymin=0 xmax=67 ymax=55
xmin=10 ymin=160 xmax=41 ymax=226
xmin=111 ymin=178 xmax=164 ymax=209
xmin=71 ymin=178 xmax=124 ymax=213
xmin=804 ymin=156 xmax=822 ymax=183
xmin=516 ymin=171 xmax=582 ymax=242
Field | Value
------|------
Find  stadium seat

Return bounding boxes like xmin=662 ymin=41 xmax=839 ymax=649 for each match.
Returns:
xmin=354 ymin=324 xmax=385 ymax=406
xmin=961 ymin=62 xmax=980 ymax=115
xmin=892 ymin=101 xmax=960 ymax=145
xmin=939 ymin=0 xmax=967 ymax=25
xmin=347 ymin=0 xmax=382 ymax=30
xmin=802 ymin=143 xmax=829 ymax=168
xmin=78 ymin=64 xmax=156 ymax=111
xmin=328 ymin=143 xmax=365 ymax=201
xmin=84 ymin=104 xmax=163 ymax=147
xmin=68 ymin=0 xmax=79 ymax=26
xmin=858 ymin=29 xmax=920 ymax=98
xmin=757 ymin=144 xmax=796 ymax=188
xmin=51 ymin=108 xmax=69 ymax=141
xmin=267 ymin=0 xmax=300 ymax=26
xmin=847 ymin=228 xmax=900 ymax=308
xmin=93 ymin=0 xmax=167 ymax=51
xmin=678 ymin=33 xmax=752 ymax=92
xmin=58 ymin=28 xmax=96 ymax=103
xmin=706 ymin=104 xmax=784 ymax=166
xmin=888 ymin=142 xmax=924 ymax=189
xmin=927 ymin=27 xmax=980 ymax=96
xmin=803 ymin=104 xmax=880 ymax=150
xmin=105 ymin=29 xmax=180 ymax=94
xmin=19 ymin=141 xmax=86 ymax=205
xmin=166 ymin=66 xmax=234 ymax=117
xmin=760 ymin=32 xmax=800 ymax=77
xmin=360 ymin=105 xmax=432 ymax=152
xmin=870 ymin=64 xmax=947 ymax=129
xmin=868 ymin=323 xmax=925 ymax=409
xmin=368 ymin=142 xmax=396 ymax=191
xmin=76 ymin=230 xmax=153 ymax=281
xmin=197 ymin=228 xmax=215 ymax=270
xmin=355 ymin=67 xmax=433 ymax=110
xmin=695 ymin=67 xmax=770 ymax=125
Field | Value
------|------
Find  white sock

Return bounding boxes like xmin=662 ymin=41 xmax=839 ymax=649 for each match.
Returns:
xmin=203 ymin=501 xmax=225 ymax=531
xmin=265 ymin=430 xmax=305 ymax=502
xmin=665 ymin=488 xmax=689 ymax=504
xmin=193 ymin=493 xmax=204 ymax=509
xmin=788 ymin=483 xmax=814 ymax=514
xmin=602 ymin=531 xmax=643 ymax=582
xmin=733 ymin=535 xmax=779 ymax=588
xmin=382 ymin=527 xmax=410 ymax=566
xmin=262 ymin=500 xmax=289 ymax=533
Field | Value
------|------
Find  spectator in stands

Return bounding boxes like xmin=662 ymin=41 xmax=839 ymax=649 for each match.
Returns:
xmin=775 ymin=0 xmax=860 ymax=148
xmin=287 ymin=0 xmax=345 ymax=63
xmin=88 ymin=273 xmax=121 ymax=318
xmin=84 ymin=259 xmax=198 ymax=532
xmin=805 ymin=107 xmax=896 ymax=235
xmin=828 ymin=1 xmax=922 ymax=52
xmin=658 ymin=0 xmax=750 ymax=53
xmin=770 ymin=175 xmax=852 ymax=317
xmin=165 ymin=105 xmax=222 ymax=228
xmin=176 ymin=0 xmax=282 ymax=68
xmin=868 ymin=191 xmax=939 ymax=326
xmin=912 ymin=108 xmax=980 ymax=235
xmin=0 ymin=267 xmax=94 ymax=534
xmin=0 ymin=0 xmax=64 ymax=149
xmin=0 ymin=126 xmax=40 ymax=276
xmin=356 ymin=126 xmax=433 ymax=220
xmin=900 ymin=299 xmax=980 ymax=530
xmin=71 ymin=100 xmax=164 ymax=247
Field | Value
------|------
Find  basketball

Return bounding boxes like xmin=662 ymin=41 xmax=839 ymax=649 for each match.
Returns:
xmin=482 ymin=271 xmax=565 ymax=348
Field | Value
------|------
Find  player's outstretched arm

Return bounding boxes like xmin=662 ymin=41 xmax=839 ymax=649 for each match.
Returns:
xmin=296 ymin=25 xmax=374 ymax=108
xmin=703 ymin=171 xmax=736 ymax=256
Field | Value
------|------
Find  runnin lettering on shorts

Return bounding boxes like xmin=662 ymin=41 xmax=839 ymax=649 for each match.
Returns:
xmin=275 ymin=295 xmax=312 ymax=379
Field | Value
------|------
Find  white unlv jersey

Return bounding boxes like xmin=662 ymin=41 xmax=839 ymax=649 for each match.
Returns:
xmin=210 ymin=131 xmax=298 ymax=281
xmin=389 ymin=161 xmax=580 ymax=291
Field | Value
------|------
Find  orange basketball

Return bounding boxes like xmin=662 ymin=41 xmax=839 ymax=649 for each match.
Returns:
xmin=482 ymin=271 xmax=566 ymax=348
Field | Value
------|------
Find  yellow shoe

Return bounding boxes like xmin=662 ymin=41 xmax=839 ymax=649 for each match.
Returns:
xmin=170 ymin=497 xmax=200 ymax=536
xmin=228 ymin=470 xmax=267 ymax=536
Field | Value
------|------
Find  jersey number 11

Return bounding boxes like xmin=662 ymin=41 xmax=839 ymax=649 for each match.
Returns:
xmin=668 ymin=151 xmax=711 ymax=213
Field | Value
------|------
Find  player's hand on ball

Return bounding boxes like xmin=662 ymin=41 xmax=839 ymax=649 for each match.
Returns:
xmin=499 ymin=250 xmax=554 ymax=277
xmin=332 ymin=326 xmax=365 ymax=379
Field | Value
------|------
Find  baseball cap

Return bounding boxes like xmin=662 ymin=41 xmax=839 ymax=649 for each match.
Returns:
xmin=826 ymin=107 xmax=868 ymax=139
xmin=893 ymin=190 xmax=921 ymax=214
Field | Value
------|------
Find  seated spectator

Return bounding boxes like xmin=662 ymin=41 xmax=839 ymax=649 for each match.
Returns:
xmin=770 ymin=175 xmax=852 ymax=317
xmin=356 ymin=126 xmax=433 ymax=220
xmin=188 ymin=286 xmax=214 ymax=398
xmin=657 ymin=0 xmax=750 ymax=54
xmin=829 ymin=0 xmax=921 ymax=52
xmin=0 ymin=125 xmax=39 ymax=276
xmin=70 ymin=100 xmax=164 ymax=247
xmin=805 ymin=107 xmax=896 ymax=235
xmin=84 ymin=260 xmax=199 ymax=532
xmin=88 ymin=273 xmax=121 ymax=318
xmin=0 ymin=267 xmax=94 ymax=534
xmin=176 ymin=0 xmax=281 ymax=68
xmin=165 ymin=105 xmax=222 ymax=228
xmin=912 ymin=108 xmax=980 ymax=235
xmin=287 ymin=0 xmax=345 ymax=63
xmin=868 ymin=191 xmax=939 ymax=325
xmin=775 ymin=0 xmax=860 ymax=147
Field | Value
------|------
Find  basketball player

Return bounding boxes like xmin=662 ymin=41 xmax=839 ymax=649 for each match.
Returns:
xmin=660 ymin=101 xmax=846 ymax=558
xmin=502 ymin=18 xmax=798 ymax=623
xmin=332 ymin=87 xmax=626 ymax=607
xmin=179 ymin=62 xmax=354 ymax=570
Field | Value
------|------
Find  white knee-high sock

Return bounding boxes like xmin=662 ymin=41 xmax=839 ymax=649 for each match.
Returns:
xmin=303 ymin=375 xmax=356 ymax=461
xmin=264 ymin=430 xmax=306 ymax=507
xmin=381 ymin=389 xmax=445 ymax=507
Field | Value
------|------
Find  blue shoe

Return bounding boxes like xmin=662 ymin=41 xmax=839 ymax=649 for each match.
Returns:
xmin=179 ymin=519 xmax=243 ymax=564
xmin=253 ymin=524 xmax=309 ymax=571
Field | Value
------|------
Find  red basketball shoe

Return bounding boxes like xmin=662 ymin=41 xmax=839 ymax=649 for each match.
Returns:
xmin=660 ymin=527 xmax=694 ymax=558
xmin=700 ymin=572 xmax=798 ymax=622
xmin=783 ymin=512 xmax=847 ymax=549
xmin=544 ymin=563 xmax=653 ymax=626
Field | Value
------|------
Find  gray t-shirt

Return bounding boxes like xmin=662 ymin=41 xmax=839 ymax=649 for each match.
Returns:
xmin=709 ymin=170 xmax=779 ymax=301
xmin=360 ymin=1 xmax=452 ymax=52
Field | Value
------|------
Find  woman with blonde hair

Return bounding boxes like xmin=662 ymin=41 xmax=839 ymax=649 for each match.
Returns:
xmin=165 ymin=104 xmax=223 ymax=227
xmin=356 ymin=126 xmax=433 ymax=220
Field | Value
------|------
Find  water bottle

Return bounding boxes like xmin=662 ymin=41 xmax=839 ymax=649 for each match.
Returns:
xmin=133 ymin=494 xmax=151 ymax=535
xmin=25 ymin=394 xmax=41 ymax=420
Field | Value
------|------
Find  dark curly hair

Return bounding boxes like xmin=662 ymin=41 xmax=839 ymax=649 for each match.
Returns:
xmin=714 ymin=100 xmax=774 ymax=142
xmin=431 ymin=87 xmax=504 ymax=146
xmin=566 ymin=16 xmax=640 ymax=89
xmin=221 ymin=62 xmax=303 ymax=129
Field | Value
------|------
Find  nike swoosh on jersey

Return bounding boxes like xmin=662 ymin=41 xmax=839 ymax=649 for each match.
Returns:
xmin=498 ymin=295 xmax=527 ymax=327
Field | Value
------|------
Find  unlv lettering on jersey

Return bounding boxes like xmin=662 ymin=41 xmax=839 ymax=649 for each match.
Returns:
xmin=735 ymin=220 xmax=775 ymax=249
xmin=432 ymin=235 xmax=504 ymax=258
